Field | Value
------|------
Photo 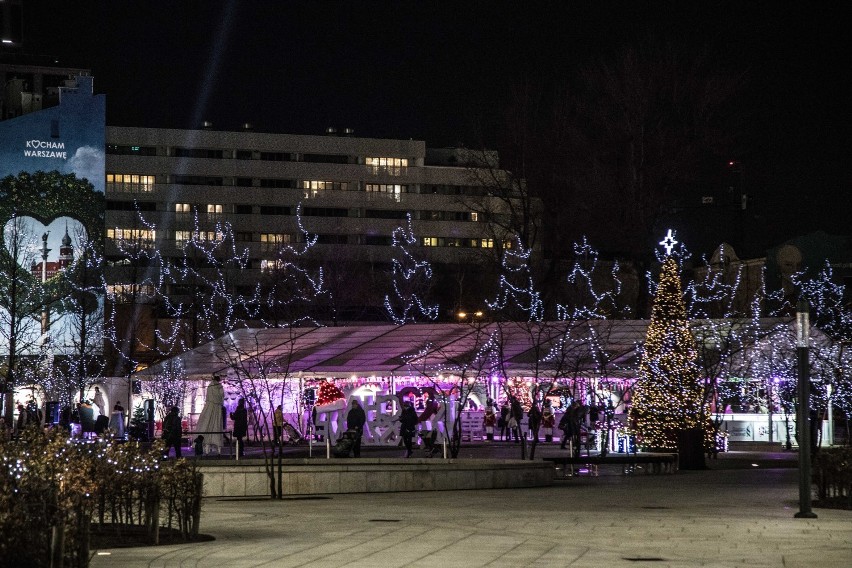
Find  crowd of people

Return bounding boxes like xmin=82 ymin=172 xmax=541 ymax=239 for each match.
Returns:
xmin=5 ymin=393 xmax=128 ymax=441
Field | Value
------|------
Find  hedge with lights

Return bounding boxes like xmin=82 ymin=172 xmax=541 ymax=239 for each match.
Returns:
xmin=0 ymin=427 xmax=203 ymax=567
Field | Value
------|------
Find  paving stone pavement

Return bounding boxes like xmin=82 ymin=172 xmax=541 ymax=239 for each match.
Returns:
xmin=91 ymin=459 xmax=852 ymax=568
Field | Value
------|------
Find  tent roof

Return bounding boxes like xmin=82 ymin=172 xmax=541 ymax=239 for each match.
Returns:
xmin=134 ymin=318 xmax=800 ymax=381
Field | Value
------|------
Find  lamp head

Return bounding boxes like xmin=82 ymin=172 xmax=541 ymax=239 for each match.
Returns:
xmin=796 ymin=298 xmax=810 ymax=348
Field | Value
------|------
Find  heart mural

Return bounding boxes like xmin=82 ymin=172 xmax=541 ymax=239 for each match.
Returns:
xmin=3 ymin=215 xmax=88 ymax=281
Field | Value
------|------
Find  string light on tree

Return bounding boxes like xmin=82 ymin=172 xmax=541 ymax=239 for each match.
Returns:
xmin=629 ymin=232 xmax=712 ymax=450
xmin=384 ymin=213 xmax=438 ymax=324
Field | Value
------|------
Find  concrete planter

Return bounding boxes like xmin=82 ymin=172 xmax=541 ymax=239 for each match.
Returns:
xmin=198 ymin=458 xmax=553 ymax=497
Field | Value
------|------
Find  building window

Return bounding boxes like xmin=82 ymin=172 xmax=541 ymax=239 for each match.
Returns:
xmin=175 ymin=203 xmax=191 ymax=213
xmin=173 ymin=148 xmax=224 ymax=159
xmin=422 ymin=237 xmax=439 ymax=247
xmin=175 ymin=230 xmax=191 ymax=246
xmin=260 ymin=233 xmax=290 ymax=251
xmin=480 ymin=238 xmax=494 ymax=248
xmin=207 ymin=204 xmax=223 ymax=218
xmin=106 ymin=145 xmax=157 ymax=156
xmin=172 ymin=175 xmax=223 ymax=186
xmin=200 ymin=230 xmax=224 ymax=242
xmin=301 ymin=180 xmax=348 ymax=198
xmin=259 ymin=178 xmax=294 ymax=188
xmin=107 ymin=228 xmax=156 ymax=243
xmin=260 ymin=259 xmax=286 ymax=272
xmin=259 ymin=205 xmax=289 ymax=215
xmin=470 ymin=211 xmax=479 ymax=222
xmin=106 ymin=173 xmax=155 ymax=193
xmin=106 ymin=283 xmax=156 ymax=302
xmin=365 ymin=184 xmax=406 ymax=202
xmin=366 ymin=157 xmax=408 ymax=175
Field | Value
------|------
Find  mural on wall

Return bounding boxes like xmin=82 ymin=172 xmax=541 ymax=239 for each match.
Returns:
xmin=0 ymin=75 xmax=105 ymax=358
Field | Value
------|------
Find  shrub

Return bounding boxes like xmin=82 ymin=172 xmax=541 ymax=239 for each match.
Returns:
xmin=814 ymin=446 xmax=852 ymax=509
xmin=0 ymin=428 xmax=203 ymax=567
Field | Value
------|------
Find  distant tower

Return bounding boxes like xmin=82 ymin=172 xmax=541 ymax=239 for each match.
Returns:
xmin=58 ymin=223 xmax=73 ymax=269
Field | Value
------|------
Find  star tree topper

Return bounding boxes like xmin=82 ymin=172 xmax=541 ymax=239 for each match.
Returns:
xmin=659 ymin=229 xmax=678 ymax=255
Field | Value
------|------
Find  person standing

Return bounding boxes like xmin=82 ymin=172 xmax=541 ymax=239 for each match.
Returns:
xmin=499 ymin=402 xmax=510 ymax=441
xmin=273 ymin=404 xmax=285 ymax=449
xmin=231 ymin=398 xmax=248 ymax=457
xmin=558 ymin=405 xmax=574 ymax=450
xmin=399 ymin=401 xmax=419 ymax=457
xmin=346 ymin=399 xmax=367 ymax=458
xmin=483 ymin=404 xmax=497 ymax=441
xmin=109 ymin=402 xmax=125 ymax=439
xmin=510 ymin=396 xmax=524 ymax=442
xmin=195 ymin=375 xmax=225 ymax=455
xmin=527 ymin=400 xmax=542 ymax=443
xmin=162 ymin=406 xmax=183 ymax=459
xmin=571 ymin=400 xmax=587 ymax=456
xmin=15 ymin=403 xmax=28 ymax=437
xmin=542 ymin=400 xmax=555 ymax=442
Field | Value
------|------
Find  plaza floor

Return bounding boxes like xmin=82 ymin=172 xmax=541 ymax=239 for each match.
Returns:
xmin=90 ymin=446 xmax=851 ymax=568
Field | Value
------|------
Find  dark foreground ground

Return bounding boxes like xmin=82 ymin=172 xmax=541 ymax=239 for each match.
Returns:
xmin=90 ymin=443 xmax=851 ymax=568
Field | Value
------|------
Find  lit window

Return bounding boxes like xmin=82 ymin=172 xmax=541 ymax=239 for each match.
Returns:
xmin=366 ymin=157 xmax=408 ymax=175
xmin=470 ymin=212 xmax=479 ymax=222
xmin=260 ymin=259 xmax=285 ymax=272
xmin=260 ymin=233 xmax=290 ymax=250
xmin=107 ymin=283 xmax=156 ymax=302
xmin=480 ymin=238 xmax=493 ymax=248
xmin=106 ymin=173 xmax=154 ymax=193
xmin=175 ymin=203 xmax=191 ymax=213
xmin=301 ymin=180 xmax=348 ymax=198
xmin=503 ymin=240 xmax=513 ymax=249
xmin=207 ymin=204 xmax=223 ymax=214
xmin=422 ymin=237 xmax=439 ymax=247
xmin=197 ymin=230 xmax=224 ymax=242
xmin=175 ymin=230 xmax=191 ymax=245
xmin=107 ymin=228 xmax=156 ymax=242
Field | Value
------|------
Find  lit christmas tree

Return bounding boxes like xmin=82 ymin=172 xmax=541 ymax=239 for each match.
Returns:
xmin=630 ymin=232 xmax=710 ymax=450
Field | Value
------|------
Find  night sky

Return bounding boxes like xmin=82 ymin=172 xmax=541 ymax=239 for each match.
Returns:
xmin=12 ymin=1 xmax=852 ymax=245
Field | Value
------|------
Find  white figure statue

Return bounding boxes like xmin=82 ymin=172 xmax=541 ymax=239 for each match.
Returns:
xmin=195 ymin=375 xmax=225 ymax=454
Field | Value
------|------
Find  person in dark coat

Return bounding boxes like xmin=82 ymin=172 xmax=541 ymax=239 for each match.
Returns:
xmin=499 ymin=403 xmax=510 ymax=440
xmin=510 ymin=396 xmax=524 ymax=442
xmin=230 ymin=398 xmax=248 ymax=457
xmin=346 ymin=399 xmax=367 ymax=457
xmin=527 ymin=401 xmax=542 ymax=443
xmin=399 ymin=402 xmax=419 ymax=457
xmin=162 ymin=406 xmax=183 ymax=458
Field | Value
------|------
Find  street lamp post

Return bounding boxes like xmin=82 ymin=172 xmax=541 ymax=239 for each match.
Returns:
xmin=794 ymin=298 xmax=817 ymax=519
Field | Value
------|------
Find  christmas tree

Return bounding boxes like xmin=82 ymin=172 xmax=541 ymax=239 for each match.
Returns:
xmin=315 ymin=380 xmax=345 ymax=407
xmin=630 ymin=251 xmax=710 ymax=450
